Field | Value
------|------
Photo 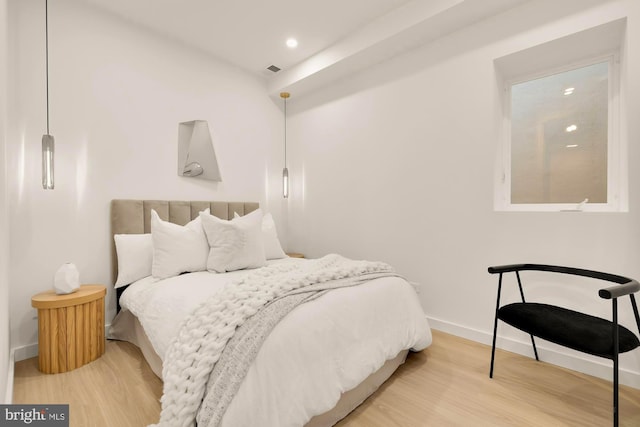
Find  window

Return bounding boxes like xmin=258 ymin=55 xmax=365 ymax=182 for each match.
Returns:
xmin=497 ymin=55 xmax=624 ymax=212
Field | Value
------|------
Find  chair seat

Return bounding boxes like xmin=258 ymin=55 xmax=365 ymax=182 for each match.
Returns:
xmin=498 ymin=303 xmax=640 ymax=359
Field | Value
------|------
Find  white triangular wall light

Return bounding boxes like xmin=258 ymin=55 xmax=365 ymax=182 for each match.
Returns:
xmin=178 ymin=120 xmax=221 ymax=181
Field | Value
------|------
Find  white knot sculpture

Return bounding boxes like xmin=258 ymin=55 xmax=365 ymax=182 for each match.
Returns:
xmin=54 ymin=263 xmax=80 ymax=295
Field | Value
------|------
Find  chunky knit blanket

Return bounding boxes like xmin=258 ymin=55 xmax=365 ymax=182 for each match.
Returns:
xmin=149 ymin=254 xmax=397 ymax=427
xmin=197 ymin=289 xmax=320 ymax=426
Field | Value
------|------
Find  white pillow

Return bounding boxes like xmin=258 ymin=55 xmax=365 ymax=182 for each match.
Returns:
xmin=234 ymin=211 xmax=286 ymax=260
xmin=150 ymin=209 xmax=210 ymax=279
xmin=200 ymin=208 xmax=266 ymax=273
xmin=114 ymin=233 xmax=153 ymax=288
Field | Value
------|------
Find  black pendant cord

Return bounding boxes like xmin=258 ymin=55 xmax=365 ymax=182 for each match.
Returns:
xmin=45 ymin=0 xmax=50 ymax=135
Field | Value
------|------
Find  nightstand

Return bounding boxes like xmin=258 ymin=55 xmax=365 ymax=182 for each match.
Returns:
xmin=31 ymin=284 xmax=106 ymax=374
xmin=286 ymin=252 xmax=305 ymax=258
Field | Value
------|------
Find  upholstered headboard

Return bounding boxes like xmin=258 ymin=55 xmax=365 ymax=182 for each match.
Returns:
xmin=110 ymin=199 xmax=259 ymax=283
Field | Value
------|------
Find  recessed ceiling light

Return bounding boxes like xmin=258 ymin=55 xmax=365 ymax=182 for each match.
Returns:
xmin=566 ymin=124 xmax=577 ymax=132
xmin=564 ymin=87 xmax=575 ymax=95
xmin=566 ymin=144 xmax=579 ymax=148
xmin=286 ymin=38 xmax=298 ymax=49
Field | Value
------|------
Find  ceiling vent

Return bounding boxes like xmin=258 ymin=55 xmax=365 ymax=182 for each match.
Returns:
xmin=266 ymin=65 xmax=281 ymax=73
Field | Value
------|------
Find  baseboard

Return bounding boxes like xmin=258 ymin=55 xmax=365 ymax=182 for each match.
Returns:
xmin=427 ymin=316 xmax=640 ymax=390
xmin=12 ymin=324 xmax=111 ymax=363
xmin=12 ymin=343 xmax=37 ymax=362
xmin=4 ymin=347 xmax=14 ymax=404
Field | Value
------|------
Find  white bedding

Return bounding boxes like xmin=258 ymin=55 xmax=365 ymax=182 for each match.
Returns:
xmin=118 ymin=257 xmax=432 ymax=427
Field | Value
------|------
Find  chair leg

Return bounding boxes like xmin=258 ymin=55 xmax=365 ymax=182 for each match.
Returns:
xmin=529 ymin=335 xmax=540 ymax=361
xmin=515 ymin=272 xmax=539 ymax=361
xmin=614 ymin=358 xmax=619 ymax=427
xmin=490 ymin=318 xmax=498 ymax=378
xmin=490 ymin=273 xmax=504 ymax=378
xmin=613 ymin=298 xmax=619 ymax=427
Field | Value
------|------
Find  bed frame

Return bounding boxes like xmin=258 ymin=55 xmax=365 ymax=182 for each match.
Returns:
xmin=109 ymin=199 xmax=408 ymax=427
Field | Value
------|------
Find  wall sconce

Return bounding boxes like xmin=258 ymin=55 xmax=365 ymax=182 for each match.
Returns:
xmin=178 ymin=120 xmax=221 ymax=181
xmin=42 ymin=0 xmax=54 ymax=190
xmin=280 ymin=92 xmax=290 ymax=198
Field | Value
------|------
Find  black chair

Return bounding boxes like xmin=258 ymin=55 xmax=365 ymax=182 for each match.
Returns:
xmin=488 ymin=264 xmax=640 ymax=427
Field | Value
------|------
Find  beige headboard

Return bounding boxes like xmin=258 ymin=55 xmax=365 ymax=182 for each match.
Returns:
xmin=110 ymin=199 xmax=259 ymax=283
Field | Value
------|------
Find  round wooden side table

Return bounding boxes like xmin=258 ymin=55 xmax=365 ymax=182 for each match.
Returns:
xmin=31 ymin=284 xmax=106 ymax=374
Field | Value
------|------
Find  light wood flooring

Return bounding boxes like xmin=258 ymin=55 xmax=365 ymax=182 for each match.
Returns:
xmin=13 ymin=330 xmax=640 ymax=427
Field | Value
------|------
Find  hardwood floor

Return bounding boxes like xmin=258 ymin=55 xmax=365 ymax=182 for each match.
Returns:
xmin=13 ymin=339 xmax=162 ymax=427
xmin=13 ymin=329 xmax=640 ymax=427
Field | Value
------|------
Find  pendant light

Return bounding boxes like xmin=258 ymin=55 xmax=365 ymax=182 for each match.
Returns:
xmin=42 ymin=0 xmax=54 ymax=190
xmin=280 ymin=92 xmax=290 ymax=198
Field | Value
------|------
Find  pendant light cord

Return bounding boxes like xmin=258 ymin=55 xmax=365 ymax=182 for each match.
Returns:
xmin=283 ymin=96 xmax=287 ymax=168
xmin=45 ymin=0 xmax=50 ymax=135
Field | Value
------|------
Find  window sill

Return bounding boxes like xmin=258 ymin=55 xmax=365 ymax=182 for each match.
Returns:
xmin=495 ymin=203 xmax=626 ymax=213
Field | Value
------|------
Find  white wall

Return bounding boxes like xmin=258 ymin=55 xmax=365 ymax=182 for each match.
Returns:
xmin=7 ymin=0 xmax=639 ymax=392
xmin=286 ymin=0 xmax=640 ymax=386
xmin=0 ymin=0 xmax=11 ymax=404
xmin=6 ymin=0 xmax=285 ymax=353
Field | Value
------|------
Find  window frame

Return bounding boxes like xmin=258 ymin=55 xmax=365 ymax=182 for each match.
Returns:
xmin=496 ymin=53 xmax=623 ymax=212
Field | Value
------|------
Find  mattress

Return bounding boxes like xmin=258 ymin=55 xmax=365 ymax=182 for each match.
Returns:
xmin=109 ymin=258 xmax=431 ymax=426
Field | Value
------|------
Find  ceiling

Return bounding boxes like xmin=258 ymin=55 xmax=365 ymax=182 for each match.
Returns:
xmin=83 ymin=0 xmax=412 ymax=75
xmin=82 ymin=0 xmax=531 ymax=96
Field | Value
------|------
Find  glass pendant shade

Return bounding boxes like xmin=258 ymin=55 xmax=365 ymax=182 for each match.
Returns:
xmin=282 ymin=167 xmax=289 ymax=198
xmin=280 ymin=92 xmax=290 ymax=199
xmin=42 ymin=134 xmax=54 ymax=189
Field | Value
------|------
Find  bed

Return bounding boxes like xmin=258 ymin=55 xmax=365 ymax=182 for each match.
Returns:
xmin=107 ymin=199 xmax=432 ymax=427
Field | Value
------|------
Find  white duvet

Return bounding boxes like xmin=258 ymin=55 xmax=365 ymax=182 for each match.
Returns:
xmin=119 ymin=258 xmax=432 ymax=427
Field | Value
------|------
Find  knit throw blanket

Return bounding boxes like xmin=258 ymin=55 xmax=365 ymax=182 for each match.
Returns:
xmin=149 ymin=254 xmax=397 ymax=427
xmin=197 ymin=291 xmax=317 ymax=427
